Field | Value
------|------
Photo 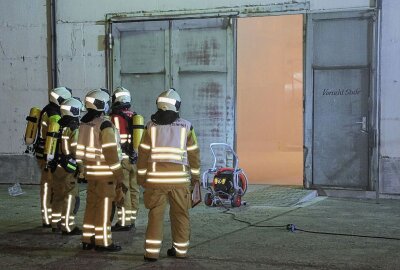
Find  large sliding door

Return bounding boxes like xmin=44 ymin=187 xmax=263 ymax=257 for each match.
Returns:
xmin=111 ymin=18 xmax=234 ymax=170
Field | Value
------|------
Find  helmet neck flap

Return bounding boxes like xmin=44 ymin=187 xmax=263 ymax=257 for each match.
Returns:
xmin=151 ymin=109 xmax=179 ymax=125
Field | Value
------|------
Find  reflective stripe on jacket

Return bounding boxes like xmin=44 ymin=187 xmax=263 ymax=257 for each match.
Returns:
xmin=137 ymin=118 xmax=200 ymax=188
xmin=76 ymin=116 xmax=123 ymax=180
xmin=147 ymin=118 xmax=191 ymax=165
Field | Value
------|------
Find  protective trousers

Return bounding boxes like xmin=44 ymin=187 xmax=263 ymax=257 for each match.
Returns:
xmin=144 ymin=187 xmax=191 ymax=259
xmin=116 ymin=159 xmax=139 ymax=226
xmin=129 ymin=163 xmax=140 ymax=223
xmin=82 ymin=179 xmax=116 ymax=247
xmin=51 ymin=174 xmax=65 ymax=230
xmin=38 ymin=159 xmax=53 ymax=226
xmin=53 ymin=168 xmax=79 ymax=233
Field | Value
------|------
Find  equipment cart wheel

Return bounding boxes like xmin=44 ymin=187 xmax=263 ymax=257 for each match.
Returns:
xmin=231 ymin=194 xmax=241 ymax=208
xmin=204 ymin=192 xmax=213 ymax=207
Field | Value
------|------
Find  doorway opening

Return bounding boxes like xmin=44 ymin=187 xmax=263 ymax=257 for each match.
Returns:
xmin=236 ymin=15 xmax=304 ymax=185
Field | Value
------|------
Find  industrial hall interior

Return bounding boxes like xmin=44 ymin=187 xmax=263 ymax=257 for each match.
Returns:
xmin=1 ymin=0 xmax=400 ymax=269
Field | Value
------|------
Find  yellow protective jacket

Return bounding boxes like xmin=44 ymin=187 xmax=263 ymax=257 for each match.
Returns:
xmin=76 ymin=116 xmax=123 ymax=181
xmin=137 ymin=118 xmax=200 ymax=188
xmin=55 ymin=125 xmax=81 ymax=173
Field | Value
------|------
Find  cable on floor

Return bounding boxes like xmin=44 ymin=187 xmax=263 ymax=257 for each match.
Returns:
xmin=221 ymin=206 xmax=400 ymax=241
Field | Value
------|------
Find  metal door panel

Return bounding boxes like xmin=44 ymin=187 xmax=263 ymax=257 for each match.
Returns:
xmin=177 ymin=28 xmax=227 ymax=72
xmin=171 ymin=18 xmax=233 ymax=170
xmin=313 ymin=68 xmax=369 ymax=187
xmin=117 ymin=21 xmax=168 ymax=122
xmin=121 ymin=74 xmax=164 ymax=123
xmin=179 ymin=74 xmax=227 ymax=170
xmin=121 ymin=30 xmax=166 ymax=73
xmin=313 ymin=18 xmax=370 ymax=66
xmin=305 ymin=11 xmax=375 ymax=190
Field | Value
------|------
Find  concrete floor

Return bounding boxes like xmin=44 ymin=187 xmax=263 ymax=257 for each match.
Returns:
xmin=1 ymin=184 xmax=400 ymax=270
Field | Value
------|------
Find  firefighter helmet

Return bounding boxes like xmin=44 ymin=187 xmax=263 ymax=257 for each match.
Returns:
xmin=49 ymin=87 xmax=72 ymax=106
xmin=60 ymin=97 xmax=83 ymax=117
xmin=112 ymin=86 xmax=131 ymax=107
xmin=84 ymin=88 xmax=110 ymax=112
xmin=156 ymin=88 xmax=181 ymax=112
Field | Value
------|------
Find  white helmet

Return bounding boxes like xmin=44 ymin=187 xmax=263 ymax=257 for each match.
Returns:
xmin=49 ymin=87 xmax=72 ymax=106
xmin=156 ymin=88 xmax=181 ymax=112
xmin=112 ymin=86 xmax=131 ymax=106
xmin=85 ymin=88 xmax=110 ymax=112
xmin=60 ymin=97 xmax=83 ymax=117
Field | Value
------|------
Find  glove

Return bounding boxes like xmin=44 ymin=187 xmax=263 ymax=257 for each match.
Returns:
xmin=47 ymin=159 xmax=58 ymax=173
xmin=77 ymin=176 xmax=87 ymax=184
xmin=60 ymin=155 xmax=77 ymax=174
xmin=76 ymin=171 xmax=87 ymax=183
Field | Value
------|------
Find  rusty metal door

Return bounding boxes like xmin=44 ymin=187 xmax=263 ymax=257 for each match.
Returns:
xmin=170 ymin=18 xmax=235 ymax=170
xmin=112 ymin=18 xmax=234 ymax=170
xmin=112 ymin=21 xmax=169 ymax=123
xmin=305 ymin=11 xmax=376 ymax=189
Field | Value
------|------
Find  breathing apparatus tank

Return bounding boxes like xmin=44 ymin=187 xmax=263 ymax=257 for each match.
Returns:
xmin=44 ymin=120 xmax=61 ymax=162
xmin=132 ymin=114 xmax=144 ymax=151
xmin=24 ymin=107 xmax=41 ymax=145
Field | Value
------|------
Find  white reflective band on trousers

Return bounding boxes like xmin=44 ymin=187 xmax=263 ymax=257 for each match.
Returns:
xmin=172 ymin=242 xmax=189 ymax=255
xmin=64 ymin=195 xmax=74 ymax=232
xmin=110 ymin=162 xmax=121 ymax=170
xmin=42 ymin=182 xmax=51 ymax=225
xmin=145 ymin=238 xmax=162 ymax=255
xmin=117 ymin=207 xmax=127 ymax=226
xmin=187 ymin=144 xmax=198 ymax=151
xmin=174 ymin=247 xmax=188 ymax=254
xmin=138 ymin=169 xmax=147 ymax=175
xmin=140 ymin=143 xmax=151 ymax=150
xmin=103 ymin=197 xmax=110 ymax=246
xmin=190 ymin=168 xmax=200 ymax=175
xmin=146 ymin=248 xmax=161 ymax=254
xmin=146 ymin=239 xmax=162 ymax=244
xmin=174 ymin=241 xmax=189 ymax=247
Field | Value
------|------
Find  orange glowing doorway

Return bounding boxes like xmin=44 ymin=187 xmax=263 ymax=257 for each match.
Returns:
xmin=237 ymin=15 xmax=303 ymax=185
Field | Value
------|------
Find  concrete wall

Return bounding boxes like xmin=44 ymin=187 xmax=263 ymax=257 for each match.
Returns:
xmin=0 ymin=0 xmax=382 ymax=185
xmin=379 ymin=0 xmax=400 ymax=194
xmin=0 ymin=0 xmax=48 ymax=183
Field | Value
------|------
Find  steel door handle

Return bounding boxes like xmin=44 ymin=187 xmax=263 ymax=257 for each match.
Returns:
xmin=355 ymin=116 xmax=367 ymax=133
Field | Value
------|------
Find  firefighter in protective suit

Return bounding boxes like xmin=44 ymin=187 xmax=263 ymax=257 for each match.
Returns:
xmin=77 ymin=88 xmax=124 ymax=252
xmin=49 ymin=97 xmax=83 ymax=235
xmin=109 ymin=87 xmax=143 ymax=231
xmin=35 ymin=87 xmax=72 ymax=228
xmin=137 ymin=88 xmax=201 ymax=262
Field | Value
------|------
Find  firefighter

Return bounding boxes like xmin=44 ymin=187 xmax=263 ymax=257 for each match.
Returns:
xmin=109 ymin=86 xmax=143 ymax=231
xmin=137 ymin=88 xmax=201 ymax=261
xmin=49 ymin=97 xmax=83 ymax=235
xmin=35 ymin=87 xmax=72 ymax=228
xmin=77 ymin=88 xmax=124 ymax=252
